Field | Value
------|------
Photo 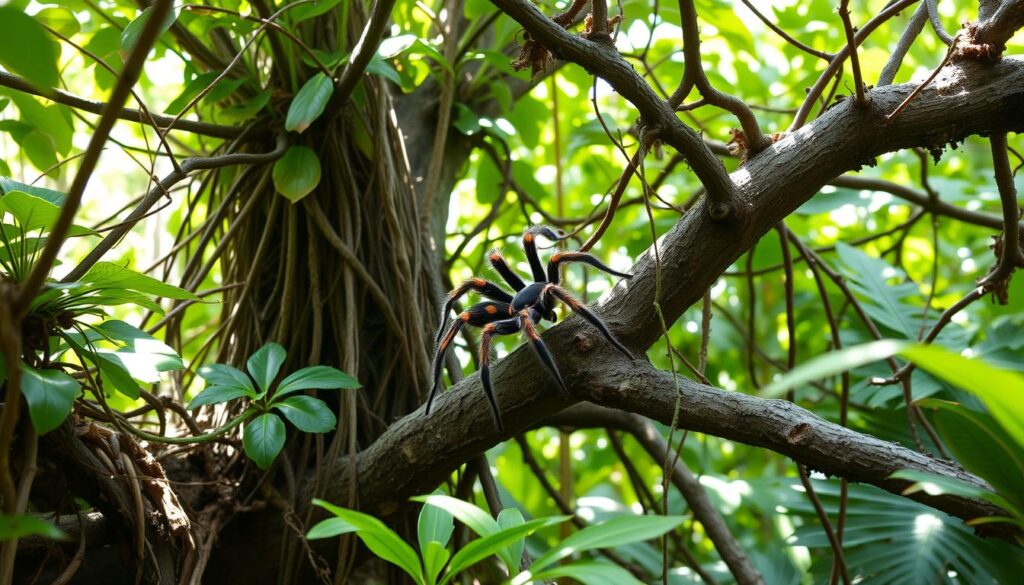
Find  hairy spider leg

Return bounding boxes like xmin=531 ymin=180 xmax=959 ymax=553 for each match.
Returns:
xmin=434 ymin=278 xmax=514 ymax=344
xmin=523 ymin=225 xmax=564 ymax=282
xmin=546 ymin=251 xmax=633 ymax=286
xmin=487 ymin=249 xmax=526 ymax=291
xmin=520 ymin=310 xmax=569 ymax=397
xmin=479 ymin=316 xmax=527 ymax=432
xmin=545 ymin=285 xmax=636 ymax=360
xmin=426 ymin=301 xmax=512 ymax=415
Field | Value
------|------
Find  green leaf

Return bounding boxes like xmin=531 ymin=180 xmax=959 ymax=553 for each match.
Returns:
xmin=900 ymin=344 xmax=1024 ymax=449
xmin=0 ymin=177 xmax=65 ymax=205
xmin=418 ymin=498 xmax=455 ymax=550
xmin=289 ymin=0 xmax=343 ymax=22
xmin=94 ymin=320 xmax=183 ymax=374
xmin=529 ymin=561 xmax=645 ymax=585
xmin=413 ymin=494 xmax=499 ymax=537
xmin=0 ymin=514 xmax=66 ymax=542
xmin=272 ymin=146 xmax=321 ymax=202
xmin=418 ymin=501 xmax=454 ymax=584
xmin=497 ymin=507 xmax=525 ymax=574
xmin=20 ymin=363 xmax=79 ymax=434
xmin=285 ymin=73 xmax=335 ymax=134
xmin=247 ymin=342 xmax=287 ymax=395
xmin=188 ymin=386 xmax=253 ymax=409
xmin=307 ymin=517 xmax=357 ymax=540
xmin=312 ymin=499 xmax=425 ymax=585
xmin=120 ymin=5 xmax=178 ymax=59
xmin=442 ymin=517 xmax=568 ymax=584
xmin=920 ymin=401 xmax=1024 ymax=516
xmin=60 ymin=333 xmax=141 ymax=399
xmin=422 ymin=541 xmax=450 ymax=585
xmin=275 ymin=365 xmax=360 ymax=397
xmin=197 ymin=364 xmax=256 ymax=395
xmin=79 ymin=262 xmax=198 ymax=300
xmin=0 ymin=191 xmax=60 ymax=232
xmin=0 ymin=7 xmax=59 ymax=90
xmin=889 ymin=469 xmax=1020 ymax=518
xmin=243 ymin=413 xmax=286 ymax=469
xmin=835 ymin=242 xmax=920 ymax=339
xmin=529 ymin=515 xmax=686 ymax=573
xmin=762 ymin=339 xmax=907 ymax=398
xmin=35 ymin=7 xmax=80 ymax=37
xmin=273 ymin=395 xmax=336 ymax=433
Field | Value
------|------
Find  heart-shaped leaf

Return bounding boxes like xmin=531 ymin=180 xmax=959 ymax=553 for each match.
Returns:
xmin=272 ymin=146 xmax=321 ymax=203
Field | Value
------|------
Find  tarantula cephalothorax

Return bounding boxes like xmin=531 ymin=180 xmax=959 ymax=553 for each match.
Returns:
xmin=426 ymin=226 xmax=636 ymax=431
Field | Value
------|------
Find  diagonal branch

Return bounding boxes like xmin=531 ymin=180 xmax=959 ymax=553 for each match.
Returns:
xmin=312 ymin=57 xmax=1024 ymax=540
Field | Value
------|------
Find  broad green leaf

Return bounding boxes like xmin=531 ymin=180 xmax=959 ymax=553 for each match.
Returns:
xmin=0 ymin=7 xmax=59 ymax=90
xmin=188 ymin=386 xmax=253 ymax=409
xmin=165 ymin=71 xmax=219 ymax=115
xmin=0 ymin=191 xmax=60 ymax=232
xmin=247 ymin=342 xmax=287 ymax=395
xmin=413 ymin=494 xmax=499 ymax=537
xmin=120 ymin=5 xmax=178 ymax=58
xmin=925 ymin=403 xmax=1024 ymax=515
xmin=442 ymin=517 xmax=568 ymax=584
xmin=900 ymin=344 xmax=1024 ymax=449
xmin=275 ymin=365 xmax=361 ymax=397
xmin=306 ymin=517 xmax=357 ymax=540
xmin=2 ymin=91 xmax=73 ymax=156
xmin=285 ymin=73 xmax=335 ymax=134
xmin=197 ymin=364 xmax=256 ymax=395
xmin=496 ymin=507 xmax=525 ymax=575
xmin=530 ymin=561 xmax=645 ymax=585
xmin=243 ymin=413 xmax=286 ymax=469
xmin=272 ymin=395 xmax=336 ymax=433
xmin=272 ymin=146 xmax=321 ymax=202
xmin=418 ymin=498 xmax=455 ymax=551
xmin=312 ymin=499 xmax=425 ymax=584
xmin=0 ymin=177 xmax=64 ymax=205
xmin=95 ymin=320 xmax=183 ymax=373
xmin=0 ymin=514 xmax=65 ymax=541
xmin=762 ymin=340 xmax=907 ymax=398
xmin=61 ymin=334 xmax=141 ymax=399
xmin=20 ymin=363 xmax=80 ymax=434
xmin=220 ymin=92 xmax=270 ymax=122
xmin=35 ymin=7 xmax=80 ymax=37
xmin=835 ymin=242 xmax=919 ymax=339
xmin=530 ymin=515 xmax=686 ymax=572
xmin=80 ymin=262 xmax=198 ymax=300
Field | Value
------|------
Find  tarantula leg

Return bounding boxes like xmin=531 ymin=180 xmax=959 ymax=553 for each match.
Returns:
xmin=523 ymin=225 xmax=564 ymax=282
xmin=479 ymin=316 xmax=524 ymax=432
xmin=487 ymin=249 xmax=526 ymax=291
xmin=426 ymin=319 xmax=464 ymax=415
xmin=546 ymin=285 xmax=635 ymax=360
xmin=435 ymin=278 xmax=514 ymax=343
xmin=546 ymin=251 xmax=632 ymax=285
xmin=426 ymin=302 xmax=512 ymax=415
xmin=522 ymin=316 xmax=569 ymax=397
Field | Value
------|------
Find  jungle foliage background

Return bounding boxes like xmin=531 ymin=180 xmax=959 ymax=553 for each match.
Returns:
xmin=0 ymin=0 xmax=1023 ymax=583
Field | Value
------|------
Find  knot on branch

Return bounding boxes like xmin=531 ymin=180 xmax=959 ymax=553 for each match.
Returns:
xmin=952 ymin=22 xmax=1003 ymax=63
xmin=786 ymin=422 xmax=813 ymax=446
xmin=580 ymin=13 xmax=622 ymax=44
xmin=512 ymin=32 xmax=555 ymax=76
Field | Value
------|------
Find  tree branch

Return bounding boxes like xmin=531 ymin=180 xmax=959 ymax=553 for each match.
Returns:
xmin=0 ymin=71 xmax=243 ymax=140
xmin=312 ymin=57 xmax=1024 ymax=541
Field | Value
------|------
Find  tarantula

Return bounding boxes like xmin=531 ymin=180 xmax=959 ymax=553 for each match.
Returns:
xmin=426 ymin=226 xmax=635 ymax=431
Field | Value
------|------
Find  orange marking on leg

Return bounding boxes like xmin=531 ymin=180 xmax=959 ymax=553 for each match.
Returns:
xmin=490 ymin=252 xmax=502 ymax=261
xmin=473 ymin=278 xmax=486 ymax=286
xmin=551 ymin=252 xmax=563 ymax=262
xmin=524 ymin=233 xmax=534 ymax=243
xmin=484 ymin=323 xmax=497 ymax=333
xmin=442 ymin=326 xmax=459 ymax=348
xmin=485 ymin=304 xmax=498 ymax=314
xmin=459 ymin=312 xmax=471 ymax=321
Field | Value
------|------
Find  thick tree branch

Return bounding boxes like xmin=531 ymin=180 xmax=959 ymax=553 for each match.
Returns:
xmin=314 ymin=57 xmax=1024 ymax=538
